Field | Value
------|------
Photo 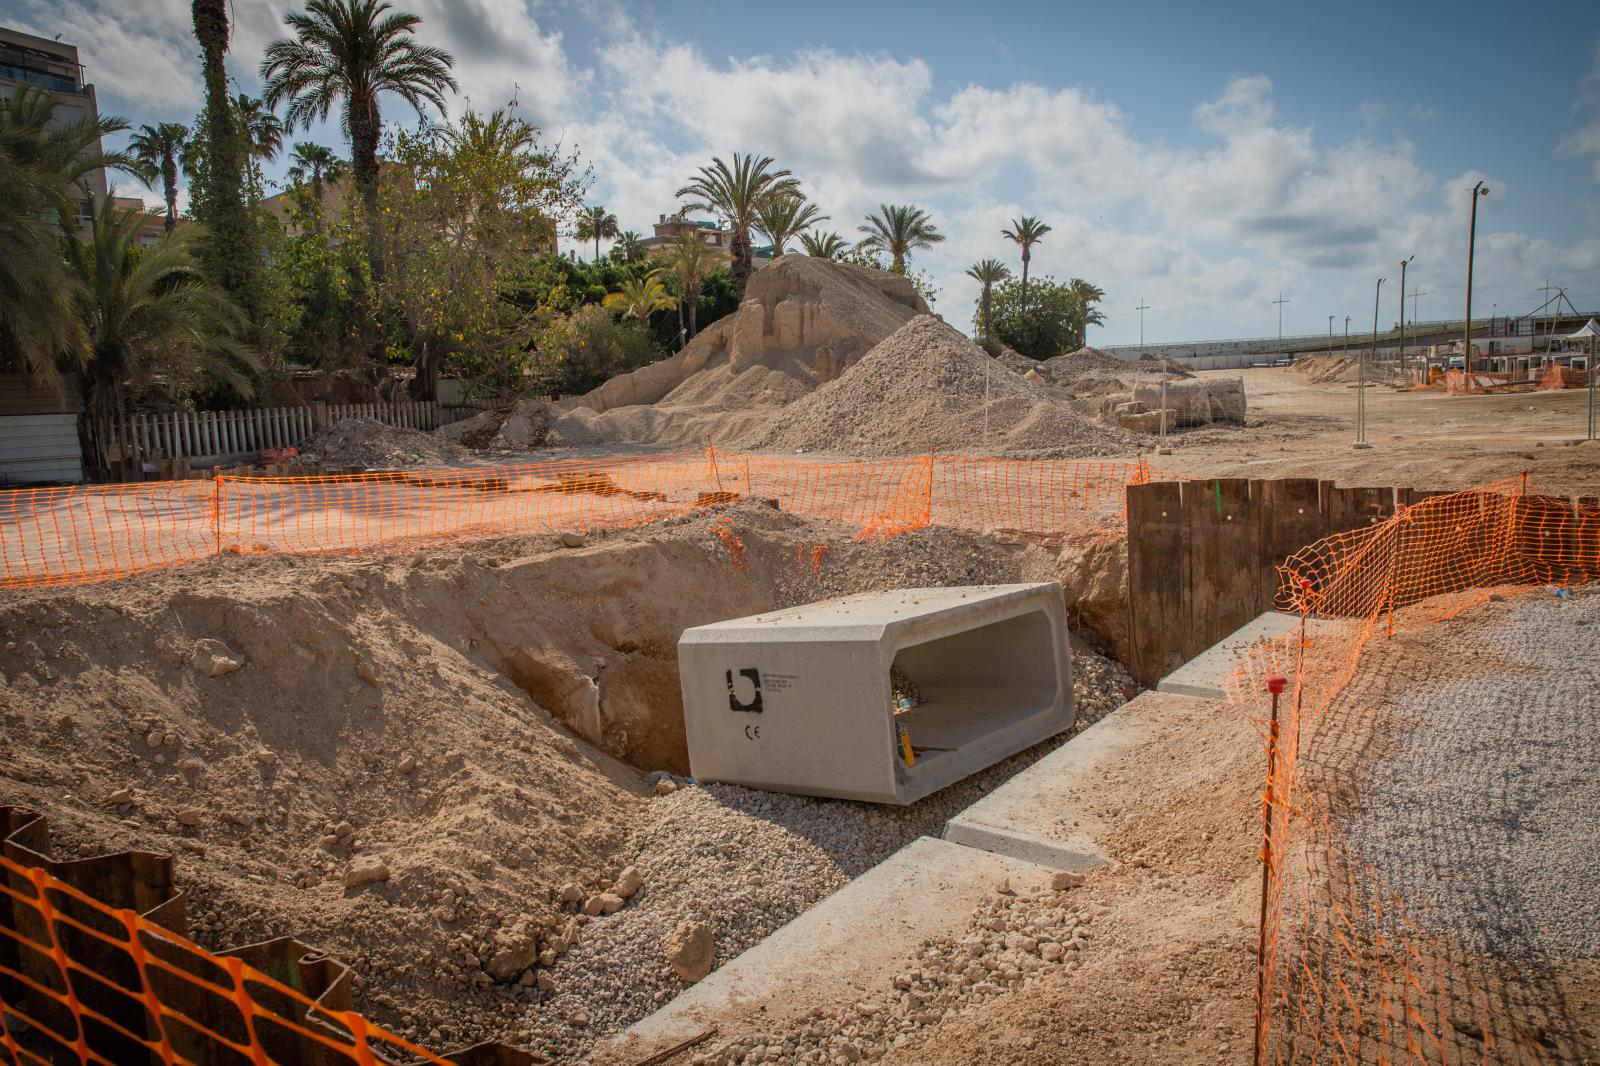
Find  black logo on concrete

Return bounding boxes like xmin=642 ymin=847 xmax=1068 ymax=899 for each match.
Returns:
xmin=726 ymin=668 xmax=763 ymax=713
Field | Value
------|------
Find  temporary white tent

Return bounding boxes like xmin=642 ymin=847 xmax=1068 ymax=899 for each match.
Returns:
xmin=1567 ymin=318 xmax=1600 ymax=340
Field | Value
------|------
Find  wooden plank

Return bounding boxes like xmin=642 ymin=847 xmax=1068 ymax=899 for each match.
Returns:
xmin=1179 ymin=478 xmax=1257 ymax=663
xmin=1126 ymin=481 xmax=1186 ymax=686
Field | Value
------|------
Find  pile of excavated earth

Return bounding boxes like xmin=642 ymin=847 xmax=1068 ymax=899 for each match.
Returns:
xmin=284 ymin=258 xmax=1247 ymax=471
xmin=0 ymin=500 xmax=1135 ymax=1059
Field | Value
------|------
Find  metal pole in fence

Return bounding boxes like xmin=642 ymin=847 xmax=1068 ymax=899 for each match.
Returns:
xmin=1589 ymin=336 xmax=1596 ymax=442
xmin=1254 ymin=672 xmax=1287 ymax=1066
xmin=1358 ymin=278 xmax=1383 ymax=448
xmin=1463 ymin=181 xmax=1489 ymax=395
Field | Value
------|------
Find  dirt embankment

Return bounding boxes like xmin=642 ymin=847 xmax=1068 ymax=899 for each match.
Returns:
xmin=0 ymin=502 xmax=1129 ymax=1053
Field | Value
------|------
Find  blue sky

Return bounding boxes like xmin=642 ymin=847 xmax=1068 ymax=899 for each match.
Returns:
xmin=4 ymin=0 xmax=1597 ymax=344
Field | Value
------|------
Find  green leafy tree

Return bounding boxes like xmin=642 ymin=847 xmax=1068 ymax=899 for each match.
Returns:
xmin=840 ymin=244 xmax=940 ymax=308
xmin=67 ymin=198 xmax=259 ymax=422
xmin=261 ymin=0 xmax=458 ymax=226
xmin=1001 ymin=215 xmax=1051 ymax=316
xmin=755 ymin=193 xmax=827 ymax=257
xmin=966 ymin=258 xmax=1010 ymax=343
xmin=129 ymin=122 xmax=188 ymax=233
xmin=602 ymin=272 xmax=677 ymax=323
xmin=574 ymin=204 xmax=618 ymax=261
xmin=376 ymin=109 xmax=586 ymax=397
xmin=799 ymin=230 xmax=848 ymax=259
xmin=652 ymin=229 xmax=726 ymax=346
xmin=986 ymin=274 xmax=1101 ymax=359
xmin=0 ymin=85 xmax=147 ymax=384
xmin=190 ymin=0 xmax=262 ymax=325
xmin=677 ymin=153 xmax=799 ymax=297
xmin=858 ymin=203 xmax=943 ymax=274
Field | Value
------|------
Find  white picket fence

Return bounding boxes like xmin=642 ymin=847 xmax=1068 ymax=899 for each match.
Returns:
xmin=94 ymin=400 xmax=462 ymax=469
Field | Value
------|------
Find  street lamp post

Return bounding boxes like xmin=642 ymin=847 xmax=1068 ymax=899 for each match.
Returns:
xmin=1358 ymin=277 xmax=1384 ymax=449
xmin=1328 ymin=315 xmax=1334 ymax=356
xmin=1397 ymin=255 xmax=1414 ymax=381
xmin=1344 ymin=316 xmax=1350 ymax=356
xmin=1463 ymin=181 xmax=1490 ymax=392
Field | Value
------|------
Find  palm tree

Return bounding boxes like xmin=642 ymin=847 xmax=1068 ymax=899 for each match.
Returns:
xmin=1067 ymin=278 xmax=1107 ymax=348
xmin=602 ymin=272 xmax=677 ymax=323
xmin=190 ymin=0 xmax=261 ymax=320
xmin=966 ymin=259 xmax=1011 ymax=343
xmin=444 ymin=106 xmax=536 ymax=158
xmin=234 ymin=93 xmax=284 ymax=192
xmin=129 ymin=122 xmax=188 ymax=233
xmin=574 ymin=205 xmax=618 ymax=260
xmin=652 ymin=230 xmax=726 ymax=346
xmin=67 ymin=198 xmax=258 ymax=424
xmin=611 ymin=230 xmax=647 ymax=264
xmin=677 ymin=153 xmax=799 ymax=297
xmin=755 ymin=193 xmax=827 ymax=258
xmin=1002 ymin=215 xmax=1051 ymax=316
xmin=261 ymin=0 xmax=457 ymax=221
xmin=858 ymin=204 xmax=944 ymax=274
xmin=0 ymin=84 xmax=147 ymax=384
xmin=799 ymin=230 xmax=848 ymax=259
xmin=286 ymin=140 xmax=345 ymax=203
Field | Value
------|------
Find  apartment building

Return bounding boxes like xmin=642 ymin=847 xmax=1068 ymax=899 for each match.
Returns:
xmin=0 ymin=26 xmax=109 ymax=234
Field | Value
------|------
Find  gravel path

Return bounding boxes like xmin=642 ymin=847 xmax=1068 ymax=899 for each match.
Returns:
xmin=1343 ymin=587 xmax=1600 ymax=959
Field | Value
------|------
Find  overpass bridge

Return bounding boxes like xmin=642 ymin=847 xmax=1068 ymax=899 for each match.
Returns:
xmin=1101 ymin=310 xmax=1598 ymax=370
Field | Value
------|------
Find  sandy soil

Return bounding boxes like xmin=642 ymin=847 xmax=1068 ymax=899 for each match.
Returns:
xmin=1157 ymin=368 xmax=1600 ymax=496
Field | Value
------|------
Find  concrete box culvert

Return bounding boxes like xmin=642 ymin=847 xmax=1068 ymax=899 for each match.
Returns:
xmin=677 ymin=583 xmax=1074 ymax=804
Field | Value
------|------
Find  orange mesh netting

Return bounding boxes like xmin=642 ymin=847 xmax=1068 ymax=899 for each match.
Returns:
xmin=0 ymin=451 xmax=1165 ymax=590
xmin=1225 ymin=478 xmax=1600 ymax=1065
xmin=0 ymin=853 xmax=455 ymax=1065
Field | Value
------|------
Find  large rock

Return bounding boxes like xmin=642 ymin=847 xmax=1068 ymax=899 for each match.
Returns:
xmin=1127 ymin=378 xmax=1245 ymax=427
xmin=665 ymin=919 xmax=715 ymax=983
xmin=485 ymin=918 xmax=540 ymax=982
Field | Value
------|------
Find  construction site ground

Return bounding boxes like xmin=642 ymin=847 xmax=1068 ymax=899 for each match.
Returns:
xmin=3 ymin=356 xmax=1598 ymax=1064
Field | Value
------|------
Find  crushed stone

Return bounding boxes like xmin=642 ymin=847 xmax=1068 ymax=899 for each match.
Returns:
xmin=296 ymin=417 xmax=476 ymax=469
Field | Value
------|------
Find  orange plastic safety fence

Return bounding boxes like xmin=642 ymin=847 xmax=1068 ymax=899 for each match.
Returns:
xmin=0 ymin=451 xmax=1166 ymax=590
xmin=0 ymin=853 xmax=452 ymax=1066
xmin=1225 ymin=479 xmax=1600 ymax=1065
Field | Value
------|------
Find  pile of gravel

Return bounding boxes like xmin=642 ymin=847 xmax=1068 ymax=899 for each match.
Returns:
xmin=692 ymin=877 xmax=1100 ymax=1065
xmin=295 ymin=417 xmax=476 ymax=469
xmin=519 ymin=642 xmax=1134 ymax=1061
xmin=747 ymin=316 xmax=1136 ymax=458
xmin=1039 ymin=346 xmax=1126 ymax=380
xmin=1343 ymin=587 xmax=1600 ymax=959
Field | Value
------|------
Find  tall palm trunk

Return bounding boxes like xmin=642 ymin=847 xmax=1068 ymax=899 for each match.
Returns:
xmin=191 ymin=0 xmax=258 ymax=324
xmin=1020 ymin=249 xmax=1030 ymax=317
xmin=981 ymin=285 xmax=992 ymax=341
xmin=349 ymin=94 xmax=382 ymax=222
xmin=688 ymin=281 xmax=699 ymax=339
xmin=731 ymin=228 xmax=753 ymax=298
xmin=161 ymin=156 xmax=178 ymax=232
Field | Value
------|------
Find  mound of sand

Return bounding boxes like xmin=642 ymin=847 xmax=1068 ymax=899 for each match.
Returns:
xmin=1040 ymin=345 xmax=1127 ymax=380
xmin=1292 ymin=354 xmax=1363 ymax=383
xmin=298 ymin=417 xmax=475 ymax=469
xmin=747 ymin=315 xmax=1137 ymax=457
xmin=436 ymin=397 xmax=561 ymax=452
xmin=552 ymin=257 xmax=927 ymax=446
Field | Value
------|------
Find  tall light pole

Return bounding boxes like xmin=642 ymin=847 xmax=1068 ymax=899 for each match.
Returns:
xmin=1328 ymin=314 xmax=1335 ymax=356
xmin=1344 ymin=315 xmax=1350 ymax=356
xmin=1273 ymin=292 xmax=1291 ymax=349
xmin=1136 ymin=299 xmax=1150 ymax=356
xmin=1463 ymin=180 xmax=1490 ymax=392
xmin=1397 ymin=255 xmax=1414 ymax=380
xmin=1359 ymin=277 xmax=1384 ymax=449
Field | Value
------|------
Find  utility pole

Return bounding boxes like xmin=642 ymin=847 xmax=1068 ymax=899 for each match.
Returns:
xmin=1328 ymin=314 xmax=1334 ymax=356
xmin=1136 ymin=299 xmax=1150 ymax=356
xmin=1359 ymin=277 xmax=1384 ymax=449
xmin=1463 ymin=181 xmax=1490 ymax=393
xmin=1409 ymin=286 xmax=1427 ymax=325
xmin=1398 ymin=256 xmax=1414 ymax=380
xmin=1272 ymin=292 xmax=1291 ymax=349
xmin=1344 ymin=315 xmax=1350 ymax=356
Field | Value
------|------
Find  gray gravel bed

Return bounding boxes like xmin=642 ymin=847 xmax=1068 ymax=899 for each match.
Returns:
xmin=523 ymin=646 xmax=1134 ymax=1060
xmin=1343 ymin=587 xmax=1600 ymax=959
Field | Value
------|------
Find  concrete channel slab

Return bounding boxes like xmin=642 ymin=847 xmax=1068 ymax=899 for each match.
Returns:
xmin=941 ymin=691 xmax=1196 ymax=871
xmin=592 ymin=836 xmax=1056 ymax=1064
xmin=1155 ymin=610 xmax=1304 ymax=700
